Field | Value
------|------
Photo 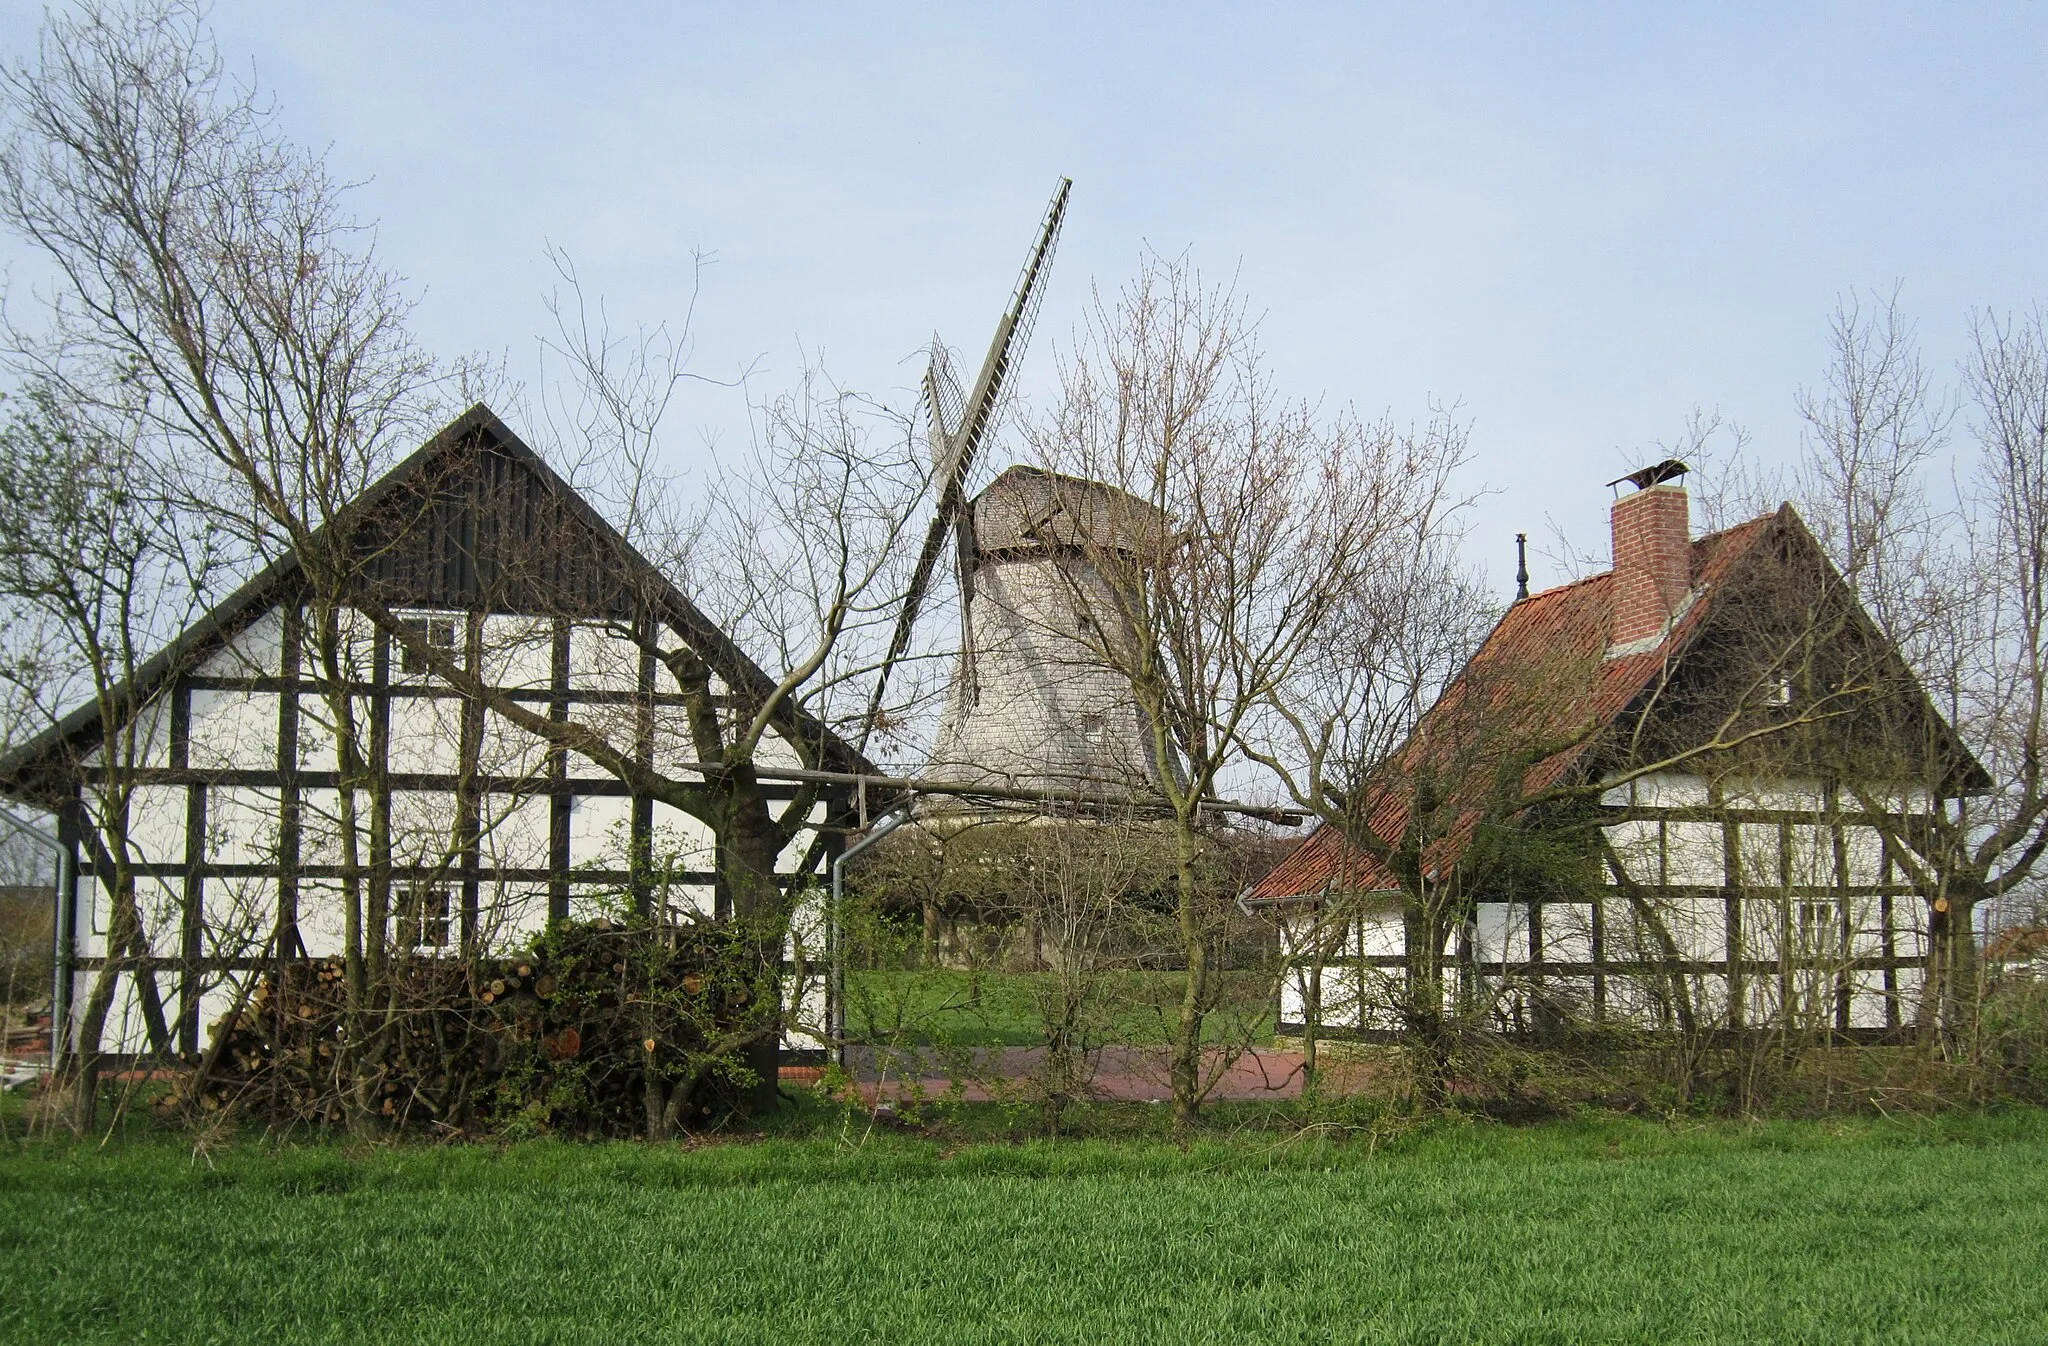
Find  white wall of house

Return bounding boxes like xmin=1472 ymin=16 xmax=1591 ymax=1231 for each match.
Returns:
xmin=62 ymin=603 xmax=838 ymax=1056
xmin=1280 ymin=771 xmax=1939 ymax=1038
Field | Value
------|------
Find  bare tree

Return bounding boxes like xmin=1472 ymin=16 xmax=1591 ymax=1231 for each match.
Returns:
xmin=1730 ymin=289 xmax=2048 ymax=1049
xmin=0 ymin=1 xmax=933 ymax=1125
xmin=1019 ymin=252 xmax=1472 ymax=1124
xmin=0 ymin=384 xmax=222 ymax=1122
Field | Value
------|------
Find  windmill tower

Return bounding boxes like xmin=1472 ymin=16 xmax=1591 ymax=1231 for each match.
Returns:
xmin=863 ymin=179 xmax=1165 ymax=799
xmin=928 ymin=465 xmax=1166 ymax=794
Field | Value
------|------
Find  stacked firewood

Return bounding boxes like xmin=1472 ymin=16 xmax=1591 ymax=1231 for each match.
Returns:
xmin=178 ymin=918 xmax=761 ymax=1135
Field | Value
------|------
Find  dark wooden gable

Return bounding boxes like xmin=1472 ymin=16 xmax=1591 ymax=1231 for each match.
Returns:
xmin=349 ymin=413 xmax=634 ymax=619
xmin=1597 ymin=506 xmax=1989 ymax=796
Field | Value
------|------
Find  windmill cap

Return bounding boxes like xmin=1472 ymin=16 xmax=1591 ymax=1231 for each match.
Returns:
xmin=1606 ymin=459 xmax=1690 ymax=492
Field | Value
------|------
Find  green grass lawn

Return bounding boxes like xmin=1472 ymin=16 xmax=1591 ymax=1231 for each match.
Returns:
xmin=846 ymin=968 xmax=1273 ymax=1046
xmin=5 ymin=1110 xmax=2048 ymax=1343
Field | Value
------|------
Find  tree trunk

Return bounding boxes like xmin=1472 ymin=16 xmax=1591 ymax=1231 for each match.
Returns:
xmin=1170 ymin=823 xmax=1208 ymax=1128
xmin=1402 ymin=903 xmax=1455 ymax=1110
xmin=721 ymin=789 xmax=791 ymax=1118
xmin=1924 ymin=888 xmax=1983 ymax=1055
xmin=1301 ymin=953 xmax=1323 ymax=1099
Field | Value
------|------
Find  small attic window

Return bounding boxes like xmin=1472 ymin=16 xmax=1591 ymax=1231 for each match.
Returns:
xmin=1079 ymin=713 xmax=1107 ymax=749
xmin=401 ymin=616 xmax=459 ymax=675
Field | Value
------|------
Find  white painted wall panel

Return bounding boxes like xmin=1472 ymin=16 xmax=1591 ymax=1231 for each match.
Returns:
xmin=568 ymin=624 xmax=643 ymax=693
xmin=1787 ymin=824 xmax=1835 ymax=887
xmin=1359 ymin=912 xmax=1405 ymax=960
xmin=1843 ymin=826 xmax=1884 ymax=886
xmin=1604 ymin=818 xmax=1661 ymax=884
xmin=188 ymin=689 xmax=278 ymax=772
xmin=386 ymin=696 xmax=465 ymax=776
xmin=126 ymin=785 xmax=189 ymax=867
xmin=479 ymin=794 xmax=552 ymax=872
xmin=207 ymin=787 xmax=283 ymax=866
xmin=197 ymin=611 xmax=283 ymax=677
xmin=569 ymin=794 xmax=632 ymax=869
xmin=1737 ymin=824 xmax=1780 ymax=888
xmin=1665 ymin=822 xmax=1724 ymax=886
xmin=1848 ymin=972 xmax=1891 ymax=1029
xmin=1473 ymin=903 xmax=1523 ymax=963
xmin=479 ymin=615 xmax=553 ymax=690
xmin=1543 ymin=904 xmax=1595 ymax=963
xmin=648 ymin=803 xmax=715 ymax=873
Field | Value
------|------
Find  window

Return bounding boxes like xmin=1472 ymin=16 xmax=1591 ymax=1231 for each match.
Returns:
xmin=1079 ymin=713 xmax=1107 ymax=749
xmin=397 ymin=884 xmax=451 ymax=949
xmin=400 ymin=616 xmax=460 ymax=675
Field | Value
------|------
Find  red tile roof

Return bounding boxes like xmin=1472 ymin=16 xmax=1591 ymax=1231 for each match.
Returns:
xmin=1249 ymin=511 xmax=1783 ymax=900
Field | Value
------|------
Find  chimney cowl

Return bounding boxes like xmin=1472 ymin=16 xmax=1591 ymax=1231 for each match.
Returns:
xmin=1606 ymin=458 xmax=1690 ymax=493
xmin=1607 ymin=471 xmax=1693 ymax=657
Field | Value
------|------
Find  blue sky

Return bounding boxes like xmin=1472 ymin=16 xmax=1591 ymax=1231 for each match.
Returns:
xmin=6 ymin=2 xmax=2046 ymax=596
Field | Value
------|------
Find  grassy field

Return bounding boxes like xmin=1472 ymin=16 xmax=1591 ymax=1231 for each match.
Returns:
xmin=846 ymin=968 xmax=1273 ymax=1046
xmin=4 ymin=1110 xmax=2048 ymax=1343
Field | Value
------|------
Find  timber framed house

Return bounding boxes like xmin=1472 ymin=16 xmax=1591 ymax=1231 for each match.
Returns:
xmin=1250 ymin=466 xmax=1987 ymax=1042
xmin=0 ymin=406 xmax=871 ymax=1064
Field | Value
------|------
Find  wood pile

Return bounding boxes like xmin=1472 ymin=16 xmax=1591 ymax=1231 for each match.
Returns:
xmin=176 ymin=918 xmax=761 ymax=1136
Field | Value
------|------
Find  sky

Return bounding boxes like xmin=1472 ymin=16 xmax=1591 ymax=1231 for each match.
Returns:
xmin=4 ymin=2 xmax=2046 ymax=598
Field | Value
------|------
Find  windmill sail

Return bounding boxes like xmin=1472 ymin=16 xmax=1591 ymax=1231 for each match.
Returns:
xmin=858 ymin=177 xmax=1072 ymax=754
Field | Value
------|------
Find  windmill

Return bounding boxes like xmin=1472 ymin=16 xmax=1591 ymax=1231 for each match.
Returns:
xmin=859 ymin=177 xmax=1072 ymax=755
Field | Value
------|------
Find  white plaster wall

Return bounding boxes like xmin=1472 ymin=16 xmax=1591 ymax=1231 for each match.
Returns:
xmin=479 ymin=615 xmax=553 ymax=690
xmin=1604 ymin=818 xmax=1661 ymax=883
xmin=1722 ymin=777 xmax=1826 ymax=812
xmin=386 ymin=790 xmax=461 ymax=870
xmin=568 ymin=624 xmax=643 ymax=693
xmin=1846 ymin=896 xmax=1890 ymax=959
xmin=1543 ymin=904 xmax=1596 ymax=963
xmin=476 ymin=882 xmax=551 ymax=946
xmin=568 ymin=794 xmax=632 ymax=869
xmin=477 ymin=713 xmax=551 ymax=784
xmin=647 ymin=803 xmax=716 ymax=876
xmin=1665 ymin=822 xmax=1725 ymax=886
xmin=480 ymin=793 xmax=553 ymax=872
xmin=386 ymin=695 xmax=466 ymax=776
xmin=1473 ymin=903 xmax=1524 ymax=963
xmin=1359 ymin=912 xmax=1406 ymax=959
xmin=188 ymin=689 xmax=278 ymax=773
xmin=296 ymin=880 xmax=346 ymax=958
xmin=1742 ymin=898 xmax=1786 ymax=961
xmin=1737 ymin=823 xmax=1780 ymax=888
xmin=197 ymin=611 xmax=282 ymax=677
xmin=1893 ymin=904 xmax=1930 ymax=959
xmin=1848 ymin=972 xmax=1893 ymax=1029
xmin=1843 ymin=825 xmax=1884 ymax=886
xmin=123 ymin=785 xmax=189 ymax=868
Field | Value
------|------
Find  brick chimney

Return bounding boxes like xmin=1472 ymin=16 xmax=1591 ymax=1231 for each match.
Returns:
xmin=1608 ymin=465 xmax=1692 ymax=653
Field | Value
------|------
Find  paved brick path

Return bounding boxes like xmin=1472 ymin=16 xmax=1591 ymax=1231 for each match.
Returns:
xmin=819 ymin=1044 xmax=1385 ymax=1103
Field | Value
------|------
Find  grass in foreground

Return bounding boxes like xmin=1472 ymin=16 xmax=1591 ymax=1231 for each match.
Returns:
xmin=3 ymin=1110 xmax=2047 ymax=1344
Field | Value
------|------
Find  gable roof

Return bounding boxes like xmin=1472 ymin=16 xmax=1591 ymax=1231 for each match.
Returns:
xmin=0 ymin=404 xmax=874 ymax=804
xmin=1250 ymin=503 xmax=1984 ymax=901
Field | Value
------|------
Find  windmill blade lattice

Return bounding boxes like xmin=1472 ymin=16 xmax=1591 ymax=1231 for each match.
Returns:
xmin=858 ymin=177 xmax=1072 ymax=755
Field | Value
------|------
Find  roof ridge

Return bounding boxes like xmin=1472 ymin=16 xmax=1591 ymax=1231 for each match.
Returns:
xmin=1516 ymin=510 xmax=1777 ymax=604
